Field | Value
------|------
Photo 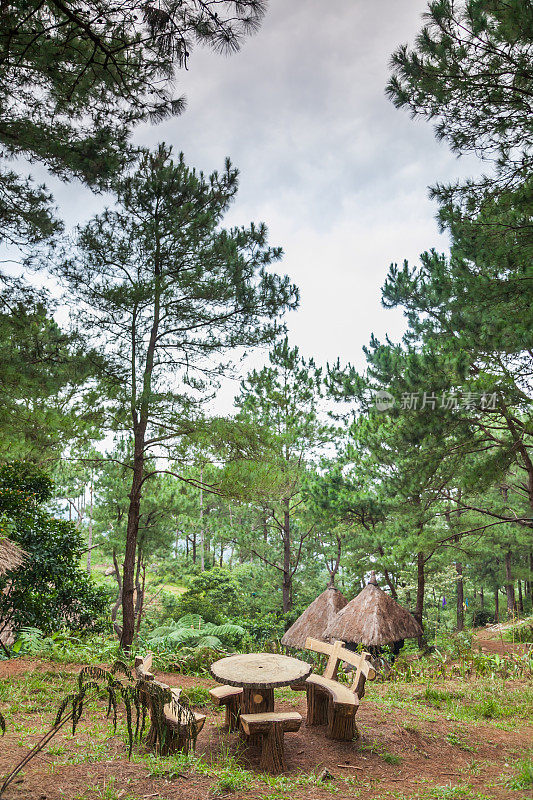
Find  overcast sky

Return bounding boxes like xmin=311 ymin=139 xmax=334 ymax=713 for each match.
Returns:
xmin=34 ymin=0 xmax=481 ymax=412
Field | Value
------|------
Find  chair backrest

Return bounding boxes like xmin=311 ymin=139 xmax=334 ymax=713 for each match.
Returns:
xmin=134 ymin=652 xmax=154 ymax=681
xmin=305 ymin=637 xmax=376 ymax=696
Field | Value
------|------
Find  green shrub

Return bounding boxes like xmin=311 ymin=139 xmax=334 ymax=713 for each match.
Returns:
xmin=0 ymin=462 xmax=108 ymax=637
xmin=173 ymin=568 xmax=243 ymax=623
xmin=182 ymin=685 xmax=212 ymax=706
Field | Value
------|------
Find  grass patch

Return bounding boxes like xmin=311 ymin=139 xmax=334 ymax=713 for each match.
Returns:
xmin=506 ymin=751 xmax=533 ymax=791
xmin=182 ymin=685 xmax=212 ymax=706
xmin=446 ymin=732 xmax=477 ymax=753
xmin=422 ymin=783 xmax=491 ymax=799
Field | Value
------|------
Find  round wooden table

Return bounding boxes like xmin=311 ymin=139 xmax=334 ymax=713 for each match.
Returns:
xmin=210 ymin=653 xmax=312 ymax=714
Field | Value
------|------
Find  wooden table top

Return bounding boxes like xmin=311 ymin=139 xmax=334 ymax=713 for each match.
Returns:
xmin=210 ymin=652 xmax=312 ymax=689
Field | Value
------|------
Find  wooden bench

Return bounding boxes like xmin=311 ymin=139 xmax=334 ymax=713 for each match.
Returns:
xmin=303 ymin=637 xmax=376 ymax=740
xmin=208 ymin=685 xmax=243 ymax=731
xmin=240 ymin=712 xmax=302 ymax=774
xmin=134 ymin=653 xmax=206 ymax=754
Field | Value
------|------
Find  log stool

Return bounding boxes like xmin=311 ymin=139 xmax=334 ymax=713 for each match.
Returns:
xmin=239 ymin=711 xmax=302 ymax=774
xmin=208 ymin=685 xmax=243 ymax=730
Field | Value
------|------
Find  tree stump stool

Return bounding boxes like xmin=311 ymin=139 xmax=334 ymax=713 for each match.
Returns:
xmin=239 ymin=712 xmax=302 ymax=774
xmin=209 ymin=685 xmax=243 ymax=731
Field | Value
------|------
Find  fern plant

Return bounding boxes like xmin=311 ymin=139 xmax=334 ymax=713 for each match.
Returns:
xmin=146 ymin=615 xmax=244 ymax=651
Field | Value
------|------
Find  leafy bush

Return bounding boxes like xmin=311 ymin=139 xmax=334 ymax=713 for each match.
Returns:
xmin=0 ymin=462 xmax=109 ymax=637
xmin=7 ymin=627 xmax=123 ymax=664
xmin=471 ymin=609 xmax=495 ymax=627
xmin=172 ymin=568 xmax=243 ymax=623
xmin=155 ymin=645 xmax=221 ymax=675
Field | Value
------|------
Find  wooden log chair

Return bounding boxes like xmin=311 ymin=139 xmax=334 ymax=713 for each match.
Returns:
xmin=208 ymin=685 xmax=243 ymax=731
xmin=134 ymin=653 xmax=206 ymax=755
xmin=239 ymin=712 xmax=302 ymax=774
xmin=303 ymin=637 xmax=376 ymax=741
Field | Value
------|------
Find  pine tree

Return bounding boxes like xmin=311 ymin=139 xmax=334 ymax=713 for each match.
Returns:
xmin=47 ymin=144 xmax=297 ymax=649
xmin=229 ymin=338 xmax=329 ymax=612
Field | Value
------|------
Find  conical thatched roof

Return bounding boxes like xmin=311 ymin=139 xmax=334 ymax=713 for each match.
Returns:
xmin=281 ymin=586 xmax=348 ymax=649
xmin=0 ymin=537 xmax=26 ymax=577
xmin=324 ymin=573 xmax=422 ymax=646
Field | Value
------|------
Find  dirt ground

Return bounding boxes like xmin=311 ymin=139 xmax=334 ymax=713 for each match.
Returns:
xmin=474 ymin=625 xmax=531 ymax=657
xmin=0 ymin=655 xmax=531 ymax=800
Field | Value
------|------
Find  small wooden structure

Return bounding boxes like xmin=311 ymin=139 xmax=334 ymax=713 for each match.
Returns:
xmin=134 ymin=653 xmax=205 ymax=754
xmin=281 ymin=586 xmax=348 ymax=649
xmin=0 ymin=537 xmax=26 ymax=576
xmin=302 ymin=637 xmax=376 ymax=740
xmin=240 ymin=711 xmax=302 ymax=773
xmin=208 ymin=684 xmax=243 ymax=731
xmin=324 ymin=572 xmax=422 ymax=651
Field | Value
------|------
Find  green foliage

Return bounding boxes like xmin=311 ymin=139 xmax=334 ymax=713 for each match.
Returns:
xmin=387 ymin=0 xmax=533 ymax=210
xmin=0 ymin=462 xmax=109 ymax=637
xmin=0 ymin=1 xmax=266 ymax=247
xmin=145 ymin=614 xmax=244 ymax=651
xmin=503 ymin=619 xmax=533 ymax=643
xmin=181 ymin=686 xmax=211 ymax=707
xmin=173 ymin=569 xmax=243 ymax=623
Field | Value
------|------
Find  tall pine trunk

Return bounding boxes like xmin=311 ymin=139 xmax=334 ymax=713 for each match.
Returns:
xmin=415 ymin=551 xmax=425 ymax=647
xmin=517 ymin=580 xmax=524 ymax=614
xmin=282 ymin=498 xmax=292 ymax=613
xmin=456 ymin=559 xmax=464 ymax=631
xmin=121 ymin=427 xmax=146 ymax=649
xmin=505 ymin=550 xmax=515 ymax=618
xmin=121 ymin=265 xmax=161 ymax=651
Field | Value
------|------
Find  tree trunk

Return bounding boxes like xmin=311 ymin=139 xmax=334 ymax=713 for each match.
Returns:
xmin=200 ymin=466 xmax=205 ymax=572
xmin=121 ymin=428 xmax=146 ymax=650
xmin=135 ymin=562 xmax=146 ymax=635
xmin=86 ymin=480 xmax=93 ymax=574
xmin=505 ymin=550 xmax=515 ymax=618
xmin=456 ymin=559 xmax=464 ymax=632
xmin=480 ymin=586 xmax=484 ymax=610
xmin=530 ymin=552 xmax=533 ymax=608
xmin=377 ymin=546 xmax=397 ymax=598
xmin=494 ymin=587 xmax=499 ymax=622
xmin=517 ymin=580 xmax=524 ymax=614
xmin=327 ymin=535 xmax=342 ymax=588
xmin=415 ymin=551 xmax=425 ymax=647
xmin=111 ymin=549 xmax=123 ymax=638
xmin=282 ymin=498 xmax=292 ymax=613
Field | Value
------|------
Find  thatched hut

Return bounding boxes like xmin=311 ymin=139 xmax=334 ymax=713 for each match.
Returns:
xmin=0 ymin=537 xmax=26 ymax=650
xmin=323 ymin=573 xmax=422 ymax=655
xmin=281 ymin=586 xmax=348 ymax=649
xmin=0 ymin=537 xmax=26 ymax=577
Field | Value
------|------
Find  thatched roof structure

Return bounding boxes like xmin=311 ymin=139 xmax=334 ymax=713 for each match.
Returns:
xmin=281 ymin=586 xmax=348 ymax=649
xmin=324 ymin=573 xmax=422 ymax=646
xmin=0 ymin=537 xmax=26 ymax=577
